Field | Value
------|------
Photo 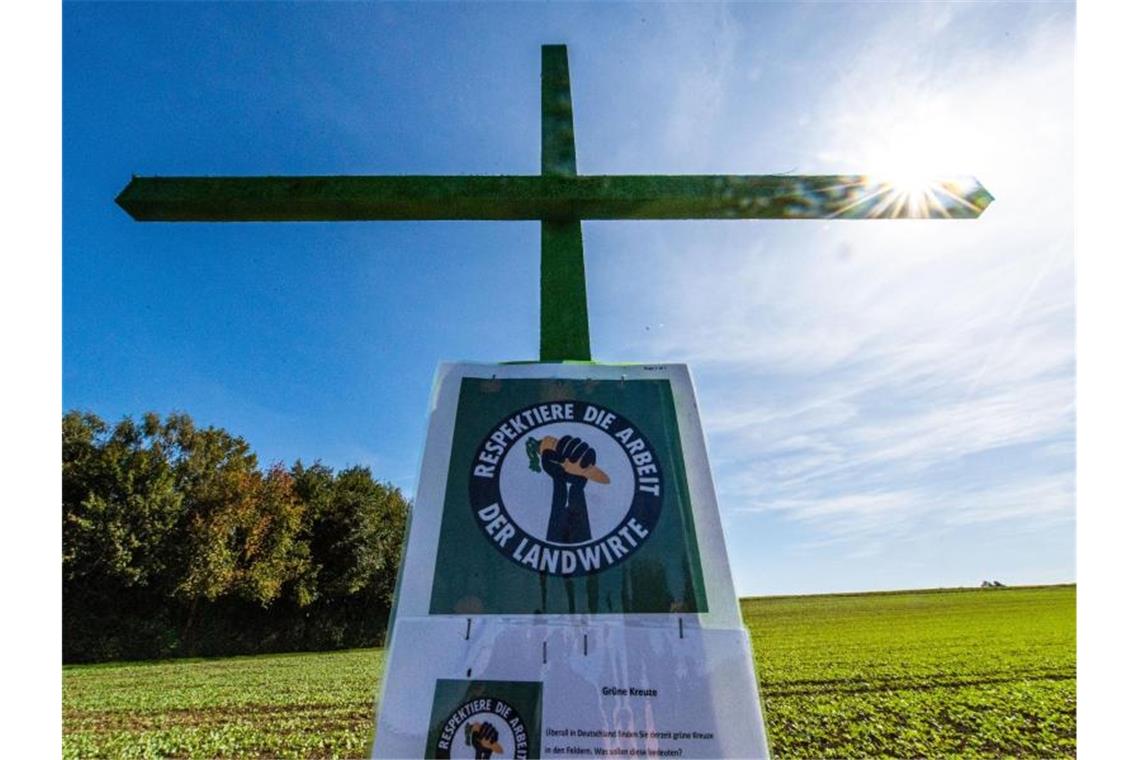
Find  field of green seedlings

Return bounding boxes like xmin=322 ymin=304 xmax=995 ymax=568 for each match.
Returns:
xmin=63 ymin=585 xmax=1074 ymax=759
xmin=747 ymin=585 xmax=1075 ymax=758
xmin=63 ymin=649 xmax=384 ymax=759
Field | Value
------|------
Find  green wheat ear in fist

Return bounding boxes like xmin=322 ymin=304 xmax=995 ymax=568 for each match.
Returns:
xmin=526 ymin=436 xmax=543 ymax=472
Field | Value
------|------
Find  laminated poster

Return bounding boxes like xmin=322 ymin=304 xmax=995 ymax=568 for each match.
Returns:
xmin=374 ymin=363 xmax=769 ymax=759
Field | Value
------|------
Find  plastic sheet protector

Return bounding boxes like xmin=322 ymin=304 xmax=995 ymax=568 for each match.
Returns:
xmin=373 ymin=363 xmax=769 ymax=759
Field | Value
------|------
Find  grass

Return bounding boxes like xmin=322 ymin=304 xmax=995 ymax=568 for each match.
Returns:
xmin=63 ymin=584 xmax=1075 ymax=758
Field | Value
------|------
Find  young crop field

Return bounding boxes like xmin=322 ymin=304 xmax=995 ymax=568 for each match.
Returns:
xmin=747 ymin=585 xmax=1075 ymax=758
xmin=62 ymin=584 xmax=1075 ymax=758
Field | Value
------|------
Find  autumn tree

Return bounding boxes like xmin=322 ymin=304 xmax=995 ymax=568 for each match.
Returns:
xmin=62 ymin=411 xmax=409 ymax=662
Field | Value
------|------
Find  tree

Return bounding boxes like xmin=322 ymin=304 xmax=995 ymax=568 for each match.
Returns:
xmin=63 ymin=411 xmax=183 ymax=594
xmin=295 ymin=462 xmax=409 ymax=606
xmin=63 ymin=410 xmax=411 ymax=661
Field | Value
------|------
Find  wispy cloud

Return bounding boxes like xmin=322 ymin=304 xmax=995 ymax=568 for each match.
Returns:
xmin=598 ymin=4 xmax=1074 ymax=572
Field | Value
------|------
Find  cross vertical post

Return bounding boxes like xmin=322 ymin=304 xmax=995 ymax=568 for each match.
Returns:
xmin=540 ymin=44 xmax=591 ymax=362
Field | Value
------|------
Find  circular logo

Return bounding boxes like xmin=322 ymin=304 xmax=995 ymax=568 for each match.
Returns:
xmin=435 ymin=697 xmax=528 ymax=759
xmin=469 ymin=400 xmax=663 ymax=577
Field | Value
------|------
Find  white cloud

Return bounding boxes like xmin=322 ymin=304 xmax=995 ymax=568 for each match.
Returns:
xmin=598 ymin=5 xmax=1075 ymax=565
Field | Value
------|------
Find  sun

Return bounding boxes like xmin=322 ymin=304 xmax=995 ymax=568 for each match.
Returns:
xmin=825 ymin=107 xmax=995 ymax=219
xmin=867 ymin=175 xmax=959 ymax=219
xmin=818 ymin=174 xmax=992 ymax=220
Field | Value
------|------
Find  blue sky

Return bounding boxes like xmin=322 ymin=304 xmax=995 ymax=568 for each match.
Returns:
xmin=63 ymin=1 xmax=1074 ymax=596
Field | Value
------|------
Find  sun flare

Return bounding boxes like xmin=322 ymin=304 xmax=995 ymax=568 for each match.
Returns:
xmin=817 ymin=175 xmax=992 ymax=220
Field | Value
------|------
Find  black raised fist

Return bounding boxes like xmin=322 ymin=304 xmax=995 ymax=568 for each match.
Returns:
xmin=543 ymin=435 xmax=595 ymax=544
xmin=466 ymin=721 xmax=500 ymax=759
xmin=541 ymin=435 xmax=597 ymax=486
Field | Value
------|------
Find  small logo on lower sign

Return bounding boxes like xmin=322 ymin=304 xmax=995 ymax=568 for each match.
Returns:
xmin=469 ymin=400 xmax=664 ymax=576
xmin=435 ymin=696 xmax=529 ymax=759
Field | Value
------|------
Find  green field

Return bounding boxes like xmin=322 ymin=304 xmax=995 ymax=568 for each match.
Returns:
xmin=63 ymin=585 xmax=1075 ymax=759
xmin=749 ymin=585 xmax=1075 ymax=758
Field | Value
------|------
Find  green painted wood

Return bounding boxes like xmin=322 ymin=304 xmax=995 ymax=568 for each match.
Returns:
xmin=541 ymin=220 xmax=590 ymax=361
xmin=539 ymin=44 xmax=590 ymax=361
xmin=542 ymin=45 xmax=577 ymax=179
xmin=115 ymin=174 xmax=994 ymax=222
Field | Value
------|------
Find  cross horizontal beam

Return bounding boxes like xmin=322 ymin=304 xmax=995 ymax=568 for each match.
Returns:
xmin=116 ymin=174 xmax=992 ymax=222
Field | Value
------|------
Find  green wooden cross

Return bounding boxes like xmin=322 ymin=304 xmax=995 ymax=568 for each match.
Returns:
xmin=116 ymin=45 xmax=992 ymax=362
